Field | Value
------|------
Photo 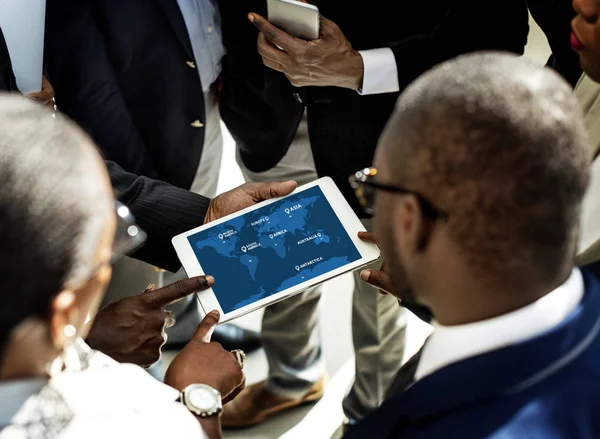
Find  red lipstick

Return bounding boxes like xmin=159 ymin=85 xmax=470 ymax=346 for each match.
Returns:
xmin=571 ymin=32 xmax=585 ymax=51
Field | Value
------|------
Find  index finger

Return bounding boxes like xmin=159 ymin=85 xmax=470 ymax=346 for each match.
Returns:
xmin=358 ymin=231 xmax=379 ymax=245
xmin=144 ymin=276 xmax=215 ymax=307
xmin=192 ymin=310 xmax=220 ymax=343
xmin=249 ymin=13 xmax=305 ymax=52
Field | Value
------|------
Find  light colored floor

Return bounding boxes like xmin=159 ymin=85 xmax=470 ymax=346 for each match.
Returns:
xmin=173 ymin=15 xmax=552 ymax=439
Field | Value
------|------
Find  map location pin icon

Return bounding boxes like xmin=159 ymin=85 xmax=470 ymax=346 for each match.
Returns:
xmin=317 ymin=232 xmax=321 ymax=237
xmin=269 ymin=234 xmax=274 ymax=239
xmin=218 ymin=233 xmax=223 ymax=240
xmin=285 ymin=208 xmax=290 ymax=214
xmin=241 ymin=246 xmax=247 ymax=253
xmin=295 ymin=266 xmax=300 ymax=271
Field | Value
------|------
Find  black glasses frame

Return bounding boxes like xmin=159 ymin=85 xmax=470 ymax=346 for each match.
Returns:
xmin=349 ymin=168 xmax=448 ymax=219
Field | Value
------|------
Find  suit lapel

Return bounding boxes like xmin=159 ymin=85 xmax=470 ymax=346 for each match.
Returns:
xmin=155 ymin=0 xmax=195 ymax=61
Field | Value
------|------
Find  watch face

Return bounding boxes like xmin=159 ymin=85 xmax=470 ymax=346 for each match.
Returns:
xmin=188 ymin=387 xmax=219 ymax=411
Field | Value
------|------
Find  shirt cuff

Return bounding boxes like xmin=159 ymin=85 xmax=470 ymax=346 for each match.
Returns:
xmin=358 ymin=48 xmax=400 ymax=95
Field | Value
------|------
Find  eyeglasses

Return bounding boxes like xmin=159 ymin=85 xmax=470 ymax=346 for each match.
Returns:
xmin=111 ymin=201 xmax=147 ymax=264
xmin=348 ymin=167 xmax=448 ymax=219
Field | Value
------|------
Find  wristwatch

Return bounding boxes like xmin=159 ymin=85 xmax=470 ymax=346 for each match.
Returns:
xmin=178 ymin=384 xmax=223 ymax=418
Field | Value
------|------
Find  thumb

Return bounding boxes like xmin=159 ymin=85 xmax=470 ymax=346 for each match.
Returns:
xmin=144 ymin=276 xmax=215 ymax=307
xmin=250 ymin=181 xmax=297 ymax=201
xmin=358 ymin=231 xmax=379 ymax=245
xmin=192 ymin=310 xmax=221 ymax=343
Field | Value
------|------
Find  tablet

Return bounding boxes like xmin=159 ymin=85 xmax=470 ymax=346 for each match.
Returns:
xmin=172 ymin=177 xmax=380 ymax=323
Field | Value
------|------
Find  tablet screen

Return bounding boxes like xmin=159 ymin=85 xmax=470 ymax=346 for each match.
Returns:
xmin=188 ymin=186 xmax=362 ymax=313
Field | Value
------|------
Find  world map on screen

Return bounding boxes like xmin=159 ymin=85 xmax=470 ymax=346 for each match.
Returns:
xmin=188 ymin=186 xmax=362 ymax=313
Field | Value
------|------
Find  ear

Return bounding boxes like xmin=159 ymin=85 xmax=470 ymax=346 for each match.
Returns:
xmin=394 ymin=195 xmax=433 ymax=255
xmin=48 ymin=264 xmax=111 ymax=348
xmin=49 ymin=290 xmax=78 ymax=350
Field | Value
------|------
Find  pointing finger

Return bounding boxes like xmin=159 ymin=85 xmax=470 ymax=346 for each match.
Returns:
xmin=192 ymin=310 xmax=221 ymax=343
xmin=144 ymin=276 xmax=215 ymax=307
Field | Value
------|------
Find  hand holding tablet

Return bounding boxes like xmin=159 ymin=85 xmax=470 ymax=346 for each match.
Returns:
xmin=172 ymin=178 xmax=380 ymax=323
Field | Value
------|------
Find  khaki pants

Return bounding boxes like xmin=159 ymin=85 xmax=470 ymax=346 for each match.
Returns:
xmin=236 ymin=114 xmax=407 ymax=420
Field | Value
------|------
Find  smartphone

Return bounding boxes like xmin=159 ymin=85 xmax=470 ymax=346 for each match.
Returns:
xmin=267 ymin=0 xmax=320 ymax=41
xmin=172 ymin=177 xmax=380 ymax=323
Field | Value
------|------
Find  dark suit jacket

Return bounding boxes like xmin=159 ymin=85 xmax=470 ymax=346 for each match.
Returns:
xmin=44 ymin=0 xmax=207 ymax=190
xmin=0 ymin=26 xmax=208 ymax=273
xmin=345 ymin=269 xmax=600 ymax=439
xmin=219 ymin=0 xmax=530 ymax=215
xmin=0 ymin=27 xmax=17 ymax=92
xmin=527 ymin=0 xmax=583 ymax=87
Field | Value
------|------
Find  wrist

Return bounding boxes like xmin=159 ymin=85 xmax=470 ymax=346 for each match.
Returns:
xmin=344 ymin=50 xmax=364 ymax=91
xmin=198 ymin=415 xmax=222 ymax=439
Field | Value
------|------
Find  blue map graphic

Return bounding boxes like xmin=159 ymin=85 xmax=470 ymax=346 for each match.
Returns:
xmin=188 ymin=186 xmax=362 ymax=313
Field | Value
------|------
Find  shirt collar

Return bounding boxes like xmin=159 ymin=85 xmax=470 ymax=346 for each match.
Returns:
xmin=0 ymin=378 xmax=46 ymax=427
xmin=415 ymin=268 xmax=584 ymax=381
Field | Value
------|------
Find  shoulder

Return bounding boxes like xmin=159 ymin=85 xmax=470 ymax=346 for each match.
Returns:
xmin=49 ymin=358 xmax=206 ymax=439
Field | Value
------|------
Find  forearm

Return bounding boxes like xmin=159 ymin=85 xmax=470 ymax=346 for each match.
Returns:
xmin=107 ymin=161 xmax=211 ymax=271
xmin=198 ymin=416 xmax=222 ymax=439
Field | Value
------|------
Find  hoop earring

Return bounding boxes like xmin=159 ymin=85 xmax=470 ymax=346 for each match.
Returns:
xmin=46 ymin=325 xmax=90 ymax=376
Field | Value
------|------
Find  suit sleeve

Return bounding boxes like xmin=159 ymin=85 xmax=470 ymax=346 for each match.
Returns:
xmin=387 ymin=0 xmax=529 ymax=90
xmin=107 ymin=161 xmax=211 ymax=272
xmin=44 ymin=0 xmax=158 ymax=178
xmin=0 ymin=27 xmax=17 ymax=92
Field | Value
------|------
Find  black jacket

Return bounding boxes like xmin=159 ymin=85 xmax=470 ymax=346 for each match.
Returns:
xmin=0 ymin=28 xmax=17 ymax=92
xmin=1 ymin=26 xmax=208 ymax=272
xmin=44 ymin=0 xmax=207 ymax=190
xmin=219 ymin=0 xmax=530 ymax=215
xmin=527 ymin=0 xmax=582 ymax=87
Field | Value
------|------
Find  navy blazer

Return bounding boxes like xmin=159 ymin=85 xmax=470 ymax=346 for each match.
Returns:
xmin=44 ymin=0 xmax=206 ymax=190
xmin=345 ymin=270 xmax=600 ymax=439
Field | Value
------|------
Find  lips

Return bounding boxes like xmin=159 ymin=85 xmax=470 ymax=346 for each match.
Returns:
xmin=571 ymin=32 xmax=586 ymax=51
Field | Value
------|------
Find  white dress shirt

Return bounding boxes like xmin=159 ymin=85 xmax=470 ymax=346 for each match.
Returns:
xmin=176 ymin=0 xmax=226 ymax=92
xmin=358 ymin=48 xmax=399 ymax=95
xmin=415 ymin=269 xmax=584 ymax=381
xmin=0 ymin=349 xmax=208 ymax=439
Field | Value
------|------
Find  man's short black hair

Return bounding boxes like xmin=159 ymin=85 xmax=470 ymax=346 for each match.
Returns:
xmin=0 ymin=94 xmax=112 ymax=347
xmin=382 ymin=52 xmax=590 ymax=284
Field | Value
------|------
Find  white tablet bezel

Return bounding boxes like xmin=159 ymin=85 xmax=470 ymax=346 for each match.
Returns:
xmin=171 ymin=177 xmax=380 ymax=323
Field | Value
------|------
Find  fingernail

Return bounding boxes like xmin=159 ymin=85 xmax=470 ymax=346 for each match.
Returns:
xmin=205 ymin=275 xmax=215 ymax=285
xmin=146 ymin=283 xmax=156 ymax=290
xmin=209 ymin=310 xmax=220 ymax=318
xmin=360 ymin=270 xmax=370 ymax=281
xmin=248 ymin=14 xmax=255 ymax=22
